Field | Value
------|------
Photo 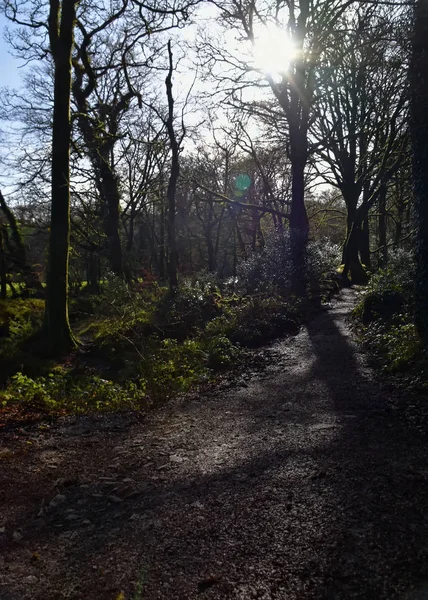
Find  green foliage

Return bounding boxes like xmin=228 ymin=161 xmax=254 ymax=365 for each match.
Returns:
xmin=0 ymin=299 xmax=45 ymax=362
xmin=203 ymin=334 xmax=239 ymax=369
xmin=359 ymin=318 xmax=421 ymax=372
xmin=366 ymin=249 xmax=415 ymax=301
xmin=153 ymin=275 xmax=221 ymax=340
xmin=353 ymin=250 xmax=422 ymax=374
xmin=2 ymin=371 xmax=147 ymax=414
xmin=140 ymin=338 xmax=209 ymax=401
xmin=206 ymin=295 xmax=300 ymax=347
xmin=0 ymin=259 xmax=334 ymax=416
xmin=4 ymin=372 xmax=57 ymax=412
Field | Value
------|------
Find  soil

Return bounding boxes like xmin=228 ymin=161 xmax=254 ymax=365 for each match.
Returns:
xmin=1 ymin=288 xmax=428 ymax=600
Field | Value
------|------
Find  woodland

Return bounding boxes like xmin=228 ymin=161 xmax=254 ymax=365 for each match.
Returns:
xmin=1 ymin=0 xmax=428 ymax=598
xmin=0 ymin=0 xmax=426 ymax=413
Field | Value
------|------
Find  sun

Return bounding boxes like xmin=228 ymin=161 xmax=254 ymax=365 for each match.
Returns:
xmin=252 ymin=26 xmax=297 ymax=76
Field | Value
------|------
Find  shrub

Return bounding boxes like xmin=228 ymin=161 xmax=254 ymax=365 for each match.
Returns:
xmin=0 ymin=299 xmax=45 ymax=357
xmin=2 ymin=371 xmax=147 ymax=414
xmin=353 ymin=250 xmax=421 ymax=374
xmin=237 ymin=229 xmax=340 ymax=297
xmin=203 ymin=334 xmax=239 ymax=369
xmin=362 ymin=290 xmax=405 ymax=325
xmin=205 ymin=295 xmax=300 ymax=347
xmin=366 ymin=249 xmax=415 ymax=302
xmin=139 ymin=337 xmax=209 ymax=401
xmin=153 ymin=277 xmax=222 ymax=340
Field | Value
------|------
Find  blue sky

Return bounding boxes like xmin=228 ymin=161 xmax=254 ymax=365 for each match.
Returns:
xmin=0 ymin=14 xmax=25 ymax=89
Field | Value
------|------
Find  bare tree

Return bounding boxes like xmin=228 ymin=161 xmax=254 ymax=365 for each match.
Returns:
xmin=411 ymin=0 xmax=428 ymax=344
xmin=313 ymin=4 xmax=409 ymax=282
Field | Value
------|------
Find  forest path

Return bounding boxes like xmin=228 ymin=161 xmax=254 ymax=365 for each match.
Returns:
xmin=2 ymin=289 xmax=428 ymax=600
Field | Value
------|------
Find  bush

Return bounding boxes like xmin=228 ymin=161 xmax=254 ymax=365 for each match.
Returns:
xmin=362 ymin=290 xmax=405 ymax=325
xmin=0 ymin=299 xmax=45 ymax=358
xmin=153 ymin=276 xmax=222 ymax=340
xmin=205 ymin=295 xmax=300 ymax=347
xmin=140 ymin=337 xmax=209 ymax=401
xmin=203 ymin=334 xmax=239 ymax=369
xmin=353 ymin=250 xmax=421 ymax=373
xmin=237 ymin=229 xmax=340 ymax=297
xmin=1 ymin=371 xmax=147 ymax=414
xmin=366 ymin=249 xmax=415 ymax=302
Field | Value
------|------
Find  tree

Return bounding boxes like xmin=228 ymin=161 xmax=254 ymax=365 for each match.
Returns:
xmin=411 ymin=0 xmax=428 ymax=344
xmin=313 ymin=5 xmax=408 ymax=282
xmin=0 ymin=187 xmax=43 ymax=293
xmin=44 ymin=0 xmax=80 ymax=351
xmin=203 ymin=0 xmax=356 ymax=292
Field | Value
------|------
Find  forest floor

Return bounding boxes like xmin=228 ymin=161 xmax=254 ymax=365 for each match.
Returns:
xmin=2 ymin=288 xmax=428 ymax=600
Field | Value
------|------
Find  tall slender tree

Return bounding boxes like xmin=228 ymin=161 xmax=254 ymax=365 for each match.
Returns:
xmin=44 ymin=0 xmax=80 ymax=351
xmin=411 ymin=0 xmax=428 ymax=344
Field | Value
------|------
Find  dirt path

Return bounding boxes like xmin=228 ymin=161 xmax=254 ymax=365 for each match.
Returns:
xmin=2 ymin=288 xmax=428 ymax=600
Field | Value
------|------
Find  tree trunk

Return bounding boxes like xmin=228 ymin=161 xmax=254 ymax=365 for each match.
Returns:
xmin=165 ymin=41 xmax=179 ymax=292
xmin=360 ymin=215 xmax=371 ymax=269
xmin=206 ymin=226 xmax=215 ymax=272
xmin=0 ymin=189 xmax=42 ymax=293
xmin=289 ymin=132 xmax=309 ymax=296
xmin=159 ymin=198 xmax=166 ymax=279
xmin=213 ymin=205 xmax=226 ymax=271
xmin=232 ymin=227 xmax=237 ymax=277
xmin=86 ymin=253 xmax=99 ymax=293
xmin=394 ymin=180 xmax=405 ymax=249
xmin=378 ymin=184 xmax=388 ymax=268
xmin=411 ymin=0 xmax=428 ymax=344
xmin=341 ymin=188 xmax=358 ymax=264
xmin=341 ymin=184 xmax=368 ymax=283
xmin=72 ymin=74 xmax=125 ymax=279
xmin=0 ymin=227 xmax=6 ymax=300
xmin=342 ymin=222 xmax=368 ymax=284
xmin=99 ymin=165 xmax=124 ymax=277
xmin=44 ymin=0 xmax=78 ymax=352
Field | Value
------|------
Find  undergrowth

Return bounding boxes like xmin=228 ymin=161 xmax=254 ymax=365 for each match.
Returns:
xmin=353 ymin=249 xmax=428 ymax=387
xmin=0 ymin=235 xmax=341 ymax=417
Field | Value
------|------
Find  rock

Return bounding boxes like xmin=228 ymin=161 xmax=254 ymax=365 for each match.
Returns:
xmin=169 ymin=455 xmax=185 ymax=463
xmin=49 ymin=494 xmax=66 ymax=509
xmin=82 ymin=520 xmax=91 ymax=526
xmin=310 ymin=423 xmax=335 ymax=431
xmin=65 ymin=514 xmax=79 ymax=521
xmin=0 ymin=448 xmax=12 ymax=459
xmin=23 ymin=575 xmax=38 ymax=584
xmin=0 ymin=526 xmax=5 ymax=534
xmin=197 ymin=575 xmax=221 ymax=593
xmin=157 ymin=464 xmax=169 ymax=471
xmin=108 ymin=495 xmax=123 ymax=503
xmin=13 ymin=530 xmax=23 ymax=542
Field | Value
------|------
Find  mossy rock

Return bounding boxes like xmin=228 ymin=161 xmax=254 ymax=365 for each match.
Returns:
xmin=362 ymin=290 xmax=405 ymax=325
